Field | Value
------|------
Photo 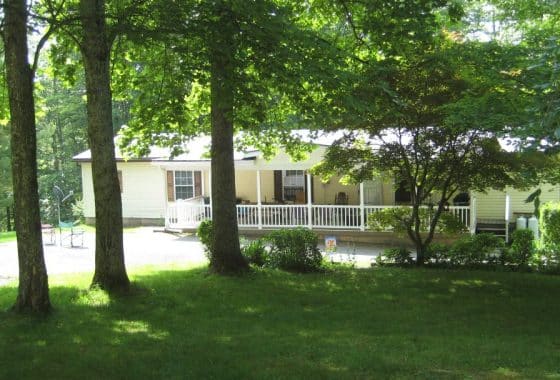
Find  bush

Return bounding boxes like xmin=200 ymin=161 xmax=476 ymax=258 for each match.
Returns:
xmin=505 ymin=229 xmax=535 ymax=268
xmin=72 ymin=199 xmax=85 ymax=223
xmin=376 ymin=247 xmax=413 ymax=266
xmin=241 ymin=239 xmax=268 ymax=267
xmin=449 ymin=233 xmax=505 ymax=266
xmin=197 ymin=220 xmax=214 ymax=261
xmin=367 ymin=207 xmax=466 ymax=234
xmin=425 ymin=243 xmax=451 ymax=265
xmin=540 ymin=202 xmax=560 ymax=253
xmin=266 ymin=228 xmax=323 ymax=272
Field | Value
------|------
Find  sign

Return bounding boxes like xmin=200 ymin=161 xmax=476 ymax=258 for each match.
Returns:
xmin=325 ymin=236 xmax=337 ymax=252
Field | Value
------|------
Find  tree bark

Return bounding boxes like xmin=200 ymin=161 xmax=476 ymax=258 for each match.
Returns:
xmin=79 ymin=0 xmax=129 ymax=291
xmin=3 ymin=0 xmax=51 ymax=313
xmin=6 ymin=206 xmax=12 ymax=231
xmin=208 ymin=3 xmax=248 ymax=274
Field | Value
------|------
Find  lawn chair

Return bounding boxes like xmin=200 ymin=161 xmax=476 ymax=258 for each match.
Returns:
xmin=41 ymin=224 xmax=56 ymax=245
xmin=59 ymin=221 xmax=85 ymax=248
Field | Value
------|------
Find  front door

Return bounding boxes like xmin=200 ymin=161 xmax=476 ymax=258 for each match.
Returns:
xmin=363 ymin=179 xmax=383 ymax=205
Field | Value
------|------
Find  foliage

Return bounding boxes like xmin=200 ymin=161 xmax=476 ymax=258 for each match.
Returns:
xmin=0 ymin=231 xmax=17 ymax=243
xmin=196 ymin=220 xmax=214 ymax=261
xmin=539 ymin=202 xmax=560 ymax=254
xmin=424 ymin=242 xmax=451 ymax=265
xmin=449 ymin=233 xmax=505 ymax=266
xmin=505 ymin=229 xmax=535 ymax=268
xmin=241 ymin=239 xmax=268 ymax=267
xmin=72 ymin=198 xmax=85 ymax=223
xmin=376 ymin=247 xmax=413 ymax=266
xmin=265 ymin=228 xmax=323 ymax=273
xmin=367 ymin=207 xmax=467 ymax=234
xmin=314 ymin=38 xmax=525 ymax=264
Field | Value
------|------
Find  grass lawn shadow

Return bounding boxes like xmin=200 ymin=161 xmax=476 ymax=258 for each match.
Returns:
xmin=1 ymin=266 xmax=559 ymax=379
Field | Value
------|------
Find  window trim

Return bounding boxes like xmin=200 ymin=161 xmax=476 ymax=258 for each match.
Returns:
xmin=174 ymin=170 xmax=195 ymax=200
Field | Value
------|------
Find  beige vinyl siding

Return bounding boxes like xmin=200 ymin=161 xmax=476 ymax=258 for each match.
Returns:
xmin=80 ymin=163 xmax=95 ymax=218
xmin=313 ymin=176 xmax=359 ymax=205
xmin=81 ymin=162 xmax=167 ymax=219
xmin=118 ymin=163 xmax=167 ymax=218
xmin=474 ymin=184 xmax=560 ymax=220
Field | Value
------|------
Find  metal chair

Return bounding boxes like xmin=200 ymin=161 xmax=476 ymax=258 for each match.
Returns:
xmin=59 ymin=221 xmax=85 ymax=248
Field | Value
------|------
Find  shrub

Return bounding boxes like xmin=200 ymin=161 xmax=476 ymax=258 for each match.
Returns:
xmin=425 ymin=243 xmax=451 ymax=264
xmin=506 ymin=229 xmax=535 ymax=268
xmin=540 ymin=202 xmax=560 ymax=253
xmin=266 ymin=228 xmax=323 ymax=272
xmin=367 ymin=207 xmax=466 ymax=234
xmin=197 ymin=220 xmax=214 ymax=261
xmin=72 ymin=199 xmax=85 ymax=223
xmin=376 ymin=247 xmax=413 ymax=266
xmin=449 ymin=233 xmax=505 ymax=266
xmin=241 ymin=239 xmax=268 ymax=267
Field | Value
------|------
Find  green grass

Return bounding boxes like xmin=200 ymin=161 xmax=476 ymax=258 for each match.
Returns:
xmin=1 ymin=266 xmax=559 ymax=379
xmin=0 ymin=231 xmax=16 ymax=243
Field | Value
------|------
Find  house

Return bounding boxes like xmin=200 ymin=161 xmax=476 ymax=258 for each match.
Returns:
xmin=73 ymin=136 xmax=560 ymax=240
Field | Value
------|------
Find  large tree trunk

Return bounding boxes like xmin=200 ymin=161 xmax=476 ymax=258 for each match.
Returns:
xmin=208 ymin=4 xmax=248 ymax=274
xmin=3 ymin=0 xmax=51 ymax=313
xmin=79 ymin=0 xmax=129 ymax=291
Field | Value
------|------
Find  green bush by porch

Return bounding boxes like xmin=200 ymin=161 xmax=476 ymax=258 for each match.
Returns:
xmin=0 ymin=266 xmax=559 ymax=379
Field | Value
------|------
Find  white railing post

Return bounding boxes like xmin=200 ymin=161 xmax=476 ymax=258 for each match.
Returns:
xmin=505 ymin=193 xmax=510 ymax=242
xmin=359 ymin=182 xmax=365 ymax=231
xmin=256 ymin=170 xmax=262 ymax=230
xmin=470 ymin=197 xmax=477 ymax=235
xmin=307 ymin=173 xmax=312 ymax=229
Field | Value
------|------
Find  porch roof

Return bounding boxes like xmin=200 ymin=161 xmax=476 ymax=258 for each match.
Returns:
xmin=73 ymin=133 xmax=333 ymax=170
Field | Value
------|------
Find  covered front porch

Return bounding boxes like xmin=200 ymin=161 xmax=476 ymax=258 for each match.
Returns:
xmin=166 ymin=199 xmax=474 ymax=232
xmin=164 ymin=165 xmax=475 ymax=232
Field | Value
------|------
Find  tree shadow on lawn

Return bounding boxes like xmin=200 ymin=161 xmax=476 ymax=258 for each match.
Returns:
xmin=0 ymin=267 xmax=559 ymax=379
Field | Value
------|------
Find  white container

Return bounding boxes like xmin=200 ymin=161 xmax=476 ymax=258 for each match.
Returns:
xmin=516 ymin=216 xmax=527 ymax=230
xmin=528 ymin=216 xmax=539 ymax=239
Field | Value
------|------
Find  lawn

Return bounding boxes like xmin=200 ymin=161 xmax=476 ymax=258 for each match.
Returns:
xmin=0 ymin=231 xmax=16 ymax=243
xmin=0 ymin=266 xmax=559 ymax=379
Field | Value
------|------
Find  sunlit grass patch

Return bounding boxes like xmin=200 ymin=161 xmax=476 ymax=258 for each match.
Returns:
xmin=0 ymin=231 xmax=16 ymax=243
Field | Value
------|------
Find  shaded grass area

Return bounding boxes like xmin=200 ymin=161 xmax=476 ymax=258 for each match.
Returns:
xmin=1 ymin=267 xmax=559 ymax=379
xmin=0 ymin=231 xmax=16 ymax=243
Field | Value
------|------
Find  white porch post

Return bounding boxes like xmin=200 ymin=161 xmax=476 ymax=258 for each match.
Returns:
xmin=208 ymin=169 xmax=212 ymax=219
xmin=256 ymin=170 xmax=262 ymax=230
xmin=307 ymin=173 xmax=312 ymax=229
xmin=505 ymin=193 xmax=510 ymax=242
xmin=359 ymin=182 xmax=365 ymax=231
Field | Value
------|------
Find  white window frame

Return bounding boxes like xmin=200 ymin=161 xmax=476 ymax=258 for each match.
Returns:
xmin=174 ymin=170 xmax=195 ymax=200
xmin=282 ymin=170 xmax=305 ymax=200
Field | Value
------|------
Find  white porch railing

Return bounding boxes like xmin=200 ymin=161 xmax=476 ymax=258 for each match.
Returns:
xmin=166 ymin=202 xmax=473 ymax=232
xmin=166 ymin=197 xmax=210 ymax=228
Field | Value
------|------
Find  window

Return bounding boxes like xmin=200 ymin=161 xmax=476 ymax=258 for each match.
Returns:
xmin=175 ymin=171 xmax=194 ymax=200
xmin=395 ymin=180 xmax=411 ymax=204
xmin=283 ymin=170 xmax=305 ymax=201
xmin=167 ymin=170 xmax=202 ymax=201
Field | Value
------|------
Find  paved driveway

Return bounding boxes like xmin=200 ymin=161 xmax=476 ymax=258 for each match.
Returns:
xmin=0 ymin=228 xmax=207 ymax=286
xmin=0 ymin=228 xmax=383 ymax=286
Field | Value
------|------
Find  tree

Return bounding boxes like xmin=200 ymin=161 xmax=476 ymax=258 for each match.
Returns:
xmin=117 ymin=0 xmax=347 ymax=274
xmin=314 ymin=39 xmax=527 ymax=264
xmin=2 ymin=0 xmax=50 ymax=312
xmin=77 ymin=0 xmax=129 ymax=291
